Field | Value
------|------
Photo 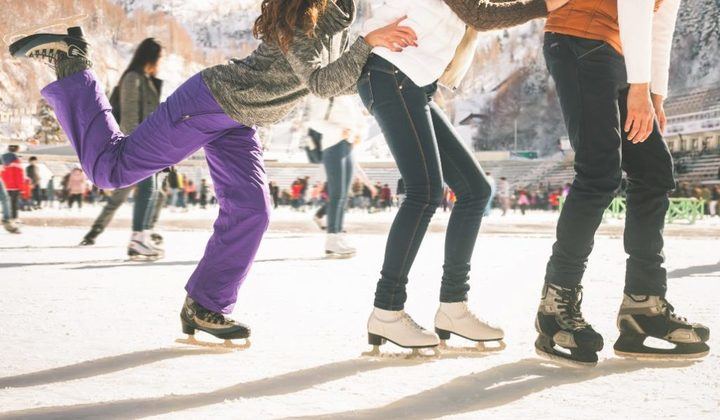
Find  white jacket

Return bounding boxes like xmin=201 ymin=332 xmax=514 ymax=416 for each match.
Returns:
xmin=362 ymin=0 xmax=467 ymax=87
xmin=618 ymin=0 xmax=682 ymax=97
xmin=305 ymin=96 xmax=368 ymax=150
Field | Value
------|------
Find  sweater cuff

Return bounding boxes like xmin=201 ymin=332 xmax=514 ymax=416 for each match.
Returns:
xmin=352 ymin=37 xmax=374 ymax=62
xmin=529 ymin=0 xmax=550 ymax=18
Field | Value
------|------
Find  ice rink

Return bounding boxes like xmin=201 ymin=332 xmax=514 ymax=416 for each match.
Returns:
xmin=0 ymin=208 xmax=718 ymax=419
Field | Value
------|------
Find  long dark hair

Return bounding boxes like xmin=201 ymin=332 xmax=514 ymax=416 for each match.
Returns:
xmin=123 ymin=38 xmax=162 ymax=77
xmin=253 ymin=0 xmax=329 ymax=52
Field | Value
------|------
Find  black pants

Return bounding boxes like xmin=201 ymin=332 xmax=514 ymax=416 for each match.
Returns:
xmin=543 ymin=33 xmax=675 ymax=297
xmin=358 ymin=55 xmax=491 ymax=310
xmin=68 ymin=193 xmax=83 ymax=209
xmin=8 ymin=190 xmax=20 ymax=219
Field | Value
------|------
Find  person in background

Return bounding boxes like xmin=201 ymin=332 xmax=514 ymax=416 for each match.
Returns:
xmin=0 ymin=178 xmax=20 ymax=233
xmin=80 ymin=38 xmax=165 ymax=260
xmin=484 ymin=171 xmax=496 ymax=216
xmin=396 ymin=177 xmax=405 ymax=207
xmin=26 ymin=156 xmax=42 ymax=209
xmin=200 ymin=179 xmax=210 ymax=209
xmin=1 ymin=148 xmax=24 ymax=223
xmin=268 ymin=180 xmax=279 ymax=209
xmin=66 ymin=167 xmax=86 ymax=210
xmin=497 ymin=177 xmax=511 ymax=216
xmin=46 ymin=176 xmax=56 ymax=208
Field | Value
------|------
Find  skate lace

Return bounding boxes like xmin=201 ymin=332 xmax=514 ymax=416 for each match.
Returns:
xmin=28 ymin=48 xmax=63 ymax=69
xmin=662 ymin=300 xmax=687 ymax=323
xmin=201 ymin=310 xmax=231 ymax=326
xmin=556 ymin=286 xmax=589 ymax=329
xmin=400 ymin=312 xmax=425 ymax=331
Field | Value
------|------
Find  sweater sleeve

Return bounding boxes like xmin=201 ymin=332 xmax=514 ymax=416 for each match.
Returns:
xmin=442 ymin=0 xmax=548 ymax=32
xmin=650 ymin=0 xmax=681 ymax=97
xmin=618 ymin=0 xmax=654 ymax=85
xmin=284 ymin=33 xmax=373 ymax=99
xmin=119 ymin=72 xmax=142 ymax=133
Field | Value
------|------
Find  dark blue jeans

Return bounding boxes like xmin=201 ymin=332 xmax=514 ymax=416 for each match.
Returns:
xmin=322 ymin=140 xmax=354 ymax=234
xmin=132 ymin=176 xmax=158 ymax=232
xmin=0 ymin=180 xmax=10 ymax=222
xmin=358 ymin=55 xmax=492 ymax=310
xmin=543 ymin=33 xmax=675 ymax=297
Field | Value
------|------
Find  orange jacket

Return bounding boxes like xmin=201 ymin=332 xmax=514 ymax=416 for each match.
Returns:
xmin=545 ymin=0 xmax=664 ymax=54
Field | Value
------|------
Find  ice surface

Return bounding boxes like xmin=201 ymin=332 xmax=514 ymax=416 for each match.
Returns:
xmin=0 ymin=209 xmax=718 ymax=419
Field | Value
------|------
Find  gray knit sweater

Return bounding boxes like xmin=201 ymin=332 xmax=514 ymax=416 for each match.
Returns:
xmin=442 ymin=0 xmax=548 ymax=31
xmin=202 ymin=0 xmax=372 ymax=127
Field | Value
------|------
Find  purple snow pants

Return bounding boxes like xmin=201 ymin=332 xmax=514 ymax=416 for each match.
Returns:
xmin=42 ymin=70 xmax=271 ymax=314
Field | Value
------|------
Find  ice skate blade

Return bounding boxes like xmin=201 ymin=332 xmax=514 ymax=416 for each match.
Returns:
xmin=175 ymin=335 xmax=251 ymax=351
xmin=325 ymin=252 xmax=355 ymax=260
xmin=439 ymin=339 xmax=506 ymax=354
xmin=362 ymin=345 xmax=440 ymax=360
xmin=614 ymin=349 xmax=709 ymax=361
xmin=3 ymin=14 xmax=88 ymax=46
xmin=535 ymin=348 xmax=597 ymax=368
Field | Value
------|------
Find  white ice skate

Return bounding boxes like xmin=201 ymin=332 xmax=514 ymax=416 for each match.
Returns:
xmin=313 ymin=215 xmax=326 ymax=230
xmin=128 ymin=232 xmax=162 ymax=261
xmin=363 ymin=308 xmax=440 ymax=358
xmin=325 ymin=234 xmax=355 ymax=259
xmin=2 ymin=220 xmax=21 ymax=234
xmin=338 ymin=234 xmax=357 ymax=254
xmin=435 ymin=302 xmax=506 ymax=353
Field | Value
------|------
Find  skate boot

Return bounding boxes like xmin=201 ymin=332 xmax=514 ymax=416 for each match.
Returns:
xmin=338 ymin=234 xmax=357 ymax=254
xmin=614 ymin=294 xmax=710 ymax=360
xmin=364 ymin=308 xmax=440 ymax=358
xmin=2 ymin=220 xmax=21 ymax=234
xmin=127 ymin=232 xmax=161 ymax=261
xmin=9 ymin=26 xmax=89 ymax=67
xmin=435 ymin=302 xmax=505 ymax=353
xmin=177 ymin=296 xmax=251 ymax=350
xmin=535 ymin=284 xmax=604 ymax=367
xmin=80 ymin=226 xmax=102 ymax=246
xmin=325 ymin=233 xmax=355 ymax=259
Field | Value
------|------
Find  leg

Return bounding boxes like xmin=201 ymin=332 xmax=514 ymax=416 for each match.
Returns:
xmin=150 ymin=183 xmax=165 ymax=230
xmin=429 ymin=102 xmax=491 ymax=303
xmin=9 ymin=191 xmax=20 ymax=218
xmin=89 ymin=187 xmax=132 ymax=235
xmin=132 ymin=176 xmax=157 ymax=232
xmin=358 ymin=61 xmax=443 ymax=311
xmin=544 ymin=35 xmax=626 ymax=287
xmin=338 ymin=143 xmax=355 ymax=232
xmin=619 ymin=90 xmax=676 ymax=297
xmin=184 ymin=126 xmax=271 ymax=314
xmin=323 ymin=141 xmax=345 ymax=234
xmin=41 ymin=71 xmax=238 ymax=189
xmin=0 ymin=182 xmax=10 ymax=222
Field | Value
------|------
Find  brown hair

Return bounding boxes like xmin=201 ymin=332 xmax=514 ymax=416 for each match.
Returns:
xmin=253 ymin=0 xmax=329 ymax=52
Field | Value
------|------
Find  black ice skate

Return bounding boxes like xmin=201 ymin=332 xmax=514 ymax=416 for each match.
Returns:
xmin=80 ymin=227 xmax=102 ymax=246
xmin=535 ymin=284 xmax=604 ymax=367
xmin=177 ymin=296 xmax=251 ymax=350
xmin=9 ymin=26 xmax=89 ymax=67
xmin=614 ymin=294 xmax=710 ymax=360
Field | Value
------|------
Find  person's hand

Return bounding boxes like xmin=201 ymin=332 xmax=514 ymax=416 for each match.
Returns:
xmin=364 ymin=16 xmax=418 ymax=52
xmin=652 ymin=92 xmax=667 ymax=134
xmin=545 ymin=0 xmax=570 ymax=12
xmin=625 ymin=83 xmax=655 ymax=143
xmin=341 ymin=128 xmax=351 ymax=139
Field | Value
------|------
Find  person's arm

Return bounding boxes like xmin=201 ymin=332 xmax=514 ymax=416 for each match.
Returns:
xmin=119 ymin=72 xmax=142 ymax=133
xmin=650 ymin=0 xmax=682 ymax=133
xmin=442 ymin=0 xmax=550 ymax=32
xmin=284 ymin=18 xmax=417 ymax=99
xmin=618 ymin=0 xmax=655 ymax=143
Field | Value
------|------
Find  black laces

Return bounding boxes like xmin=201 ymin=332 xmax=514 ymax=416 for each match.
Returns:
xmin=556 ymin=286 xmax=589 ymax=329
xmin=661 ymin=299 xmax=687 ymax=323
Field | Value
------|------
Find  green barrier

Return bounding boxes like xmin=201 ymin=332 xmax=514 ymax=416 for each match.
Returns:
xmin=559 ymin=197 xmax=705 ymax=224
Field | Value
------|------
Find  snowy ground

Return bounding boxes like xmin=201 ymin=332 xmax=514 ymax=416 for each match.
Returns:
xmin=0 ymin=208 xmax=718 ymax=419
